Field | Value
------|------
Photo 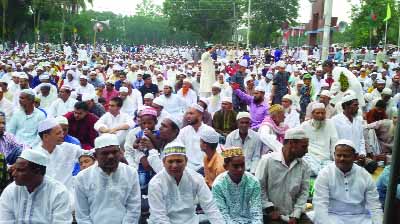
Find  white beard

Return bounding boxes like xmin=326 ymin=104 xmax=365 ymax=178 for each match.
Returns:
xmin=311 ymin=119 xmax=326 ymax=129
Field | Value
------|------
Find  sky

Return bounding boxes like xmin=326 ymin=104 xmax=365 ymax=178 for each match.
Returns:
xmin=88 ymin=0 xmax=357 ymax=23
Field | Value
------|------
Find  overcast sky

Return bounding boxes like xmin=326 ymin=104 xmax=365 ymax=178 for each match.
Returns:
xmin=88 ymin=0 xmax=357 ymax=23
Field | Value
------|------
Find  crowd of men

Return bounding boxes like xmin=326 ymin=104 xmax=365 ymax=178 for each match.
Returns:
xmin=0 ymin=42 xmax=399 ymax=223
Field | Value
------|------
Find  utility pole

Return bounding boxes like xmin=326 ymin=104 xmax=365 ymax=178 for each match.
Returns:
xmin=233 ymin=1 xmax=238 ymax=49
xmin=321 ymin=0 xmax=332 ymax=60
xmin=246 ymin=0 xmax=251 ymax=49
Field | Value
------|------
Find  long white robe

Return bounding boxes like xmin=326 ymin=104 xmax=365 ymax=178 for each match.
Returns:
xmin=74 ymin=163 xmax=141 ymax=224
xmin=0 ymin=177 xmax=72 ymax=223
xmin=200 ymin=51 xmax=216 ymax=94
xmin=312 ymin=163 xmax=383 ymax=224
xmin=148 ymin=168 xmax=224 ymax=224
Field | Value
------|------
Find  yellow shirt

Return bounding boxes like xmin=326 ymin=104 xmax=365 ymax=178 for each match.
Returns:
xmin=203 ymin=152 xmax=225 ymax=188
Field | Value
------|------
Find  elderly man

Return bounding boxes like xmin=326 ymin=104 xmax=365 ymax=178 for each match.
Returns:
xmin=177 ymin=78 xmax=198 ymax=107
xmin=225 ymin=112 xmax=262 ymax=174
xmin=94 ymin=96 xmax=134 ymax=146
xmin=371 ymin=88 xmax=395 ymax=118
xmin=312 ymin=139 xmax=383 ymax=224
xmin=255 ymin=128 xmax=311 ymax=223
xmin=76 ymin=75 xmax=96 ymax=96
xmin=281 ymin=94 xmax=300 ymax=128
xmin=48 ymin=85 xmax=77 ymax=117
xmin=212 ymin=97 xmax=237 ymax=137
xmin=119 ymin=86 xmax=143 ymax=117
xmin=212 ymin=146 xmax=263 ymax=223
xmin=305 ymin=90 xmax=336 ymax=120
xmin=232 ymin=84 xmax=269 ymax=130
xmin=258 ymin=104 xmax=288 ymax=154
xmin=147 ymin=141 xmax=224 ymax=223
xmin=55 ymin=116 xmax=80 ymax=145
xmin=82 ymin=93 xmax=106 ymax=118
xmin=0 ymin=86 xmax=12 ymax=122
xmin=75 ymin=133 xmax=141 ymax=223
xmin=7 ymin=89 xmax=46 ymax=147
xmin=0 ymin=150 xmax=72 ymax=222
xmin=301 ymin=103 xmax=338 ymax=176
xmin=158 ymin=81 xmax=187 ymax=121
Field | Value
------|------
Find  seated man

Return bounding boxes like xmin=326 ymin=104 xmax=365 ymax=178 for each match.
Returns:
xmin=212 ymin=146 xmax=263 ymax=223
xmin=147 ymin=141 xmax=224 ymax=224
xmin=0 ymin=150 xmax=72 ymax=222
xmin=312 ymin=139 xmax=383 ymax=224
xmin=212 ymin=97 xmax=237 ymax=138
xmin=255 ymin=128 xmax=311 ymax=223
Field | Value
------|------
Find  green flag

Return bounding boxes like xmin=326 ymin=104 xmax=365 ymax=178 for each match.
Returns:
xmin=383 ymin=3 xmax=391 ymax=22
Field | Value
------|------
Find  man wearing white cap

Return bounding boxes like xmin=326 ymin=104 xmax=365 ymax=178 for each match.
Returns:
xmin=212 ymin=96 xmax=237 ymax=137
xmin=48 ymin=85 xmax=77 ymax=117
xmin=0 ymin=149 xmax=72 ymax=223
xmin=177 ymin=104 xmax=214 ymax=172
xmin=76 ymin=75 xmax=95 ymax=96
xmin=331 ymin=92 xmax=366 ymax=156
xmin=365 ymin=79 xmax=386 ymax=106
xmin=36 ymin=84 xmax=57 ymax=111
xmin=7 ymin=89 xmax=46 ymax=147
xmin=0 ymin=86 xmax=13 ymax=122
xmin=177 ymin=78 xmax=197 ymax=107
xmin=200 ymin=45 xmax=216 ymax=98
xmin=75 ymin=133 xmax=141 ymax=224
xmin=55 ymin=115 xmax=80 ymax=145
xmin=147 ymin=140 xmax=224 ymax=224
xmin=255 ymin=128 xmax=311 ymax=223
xmin=94 ymin=96 xmax=134 ymax=146
xmin=371 ymin=87 xmax=395 ymax=118
xmin=305 ymin=90 xmax=337 ymax=120
xmin=301 ymin=103 xmax=338 ymax=176
xmin=119 ymin=86 xmax=143 ymax=117
xmin=207 ymin=83 xmax=222 ymax=115
xmin=225 ymin=112 xmax=262 ymax=173
xmin=281 ymin=94 xmax=300 ymax=128
xmin=312 ymin=139 xmax=383 ymax=224
xmin=158 ymin=82 xmax=187 ymax=120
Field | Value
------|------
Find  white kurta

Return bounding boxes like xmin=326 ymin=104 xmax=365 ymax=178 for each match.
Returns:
xmin=0 ymin=97 xmax=13 ymax=122
xmin=312 ymin=163 xmax=383 ymax=224
xmin=74 ymin=163 xmax=141 ymax=224
xmin=200 ymin=52 xmax=216 ymax=94
xmin=48 ymin=97 xmax=78 ymax=117
xmin=284 ymin=109 xmax=300 ymax=128
xmin=159 ymin=94 xmax=187 ymax=121
xmin=37 ymin=93 xmax=58 ymax=111
xmin=331 ymin=113 xmax=366 ymax=156
xmin=120 ymin=90 xmax=143 ymax=117
xmin=177 ymin=88 xmax=198 ymax=107
xmin=94 ymin=112 xmax=135 ymax=145
xmin=258 ymin=125 xmax=283 ymax=154
xmin=0 ymin=177 xmax=72 ymax=223
xmin=148 ymin=168 xmax=224 ymax=224
xmin=76 ymin=83 xmax=95 ymax=96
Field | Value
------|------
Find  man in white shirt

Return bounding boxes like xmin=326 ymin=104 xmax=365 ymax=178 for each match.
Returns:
xmin=301 ymin=103 xmax=338 ymax=176
xmin=76 ymin=75 xmax=95 ymax=96
xmin=0 ymin=85 xmax=13 ymax=122
xmin=312 ymin=139 xmax=383 ymax=224
xmin=177 ymin=103 xmax=213 ymax=173
xmin=281 ymin=94 xmax=300 ymax=128
xmin=0 ymin=149 xmax=72 ymax=223
xmin=75 ymin=133 xmax=141 ymax=224
xmin=331 ymin=92 xmax=366 ymax=156
xmin=177 ymin=78 xmax=198 ymax=107
xmin=48 ymin=85 xmax=77 ymax=117
xmin=147 ymin=141 xmax=224 ymax=224
xmin=119 ymin=85 xmax=143 ymax=117
xmin=94 ymin=96 xmax=134 ymax=146
xmin=158 ymin=82 xmax=187 ymax=121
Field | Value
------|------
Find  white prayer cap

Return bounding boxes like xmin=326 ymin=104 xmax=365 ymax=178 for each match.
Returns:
xmin=163 ymin=140 xmax=186 ymax=158
xmin=316 ymin=66 xmax=323 ymax=71
xmin=67 ymin=70 xmax=74 ymax=75
xmin=144 ymin=93 xmax=154 ymax=99
xmin=236 ymin=111 xmax=251 ymax=121
xmin=199 ymin=127 xmax=220 ymax=144
xmin=334 ymin=139 xmax=356 ymax=151
xmin=183 ymin=78 xmax=191 ymax=83
xmin=39 ymin=74 xmax=50 ymax=80
xmin=64 ymin=65 xmax=70 ymax=70
xmin=376 ymin=79 xmax=386 ymax=84
xmin=89 ymin=70 xmax=96 ymax=75
xmin=153 ymin=97 xmax=164 ymax=107
xmin=36 ymin=66 xmax=43 ymax=71
xmin=94 ymin=133 xmax=120 ymax=150
xmin=199 ymin=97 xmax=209 ymax=106
xmin=38 ymin=118 xmax=59 ymax=133
xmin=255 ymin=85 xmax=265 ymax=92
xmin=60 ymin=85 xmax=72 ymax=91
xmin=82 ymin=93 xmax=95 ymax=101
xmin=320 ymin=90 xmax=331 ymax=98
xmin=82 ymin=66 xmax=89 ymax=71
xmin=11 ymin=72 xmax=20 ymax=77
xmin=19 ymin=73 xmax=29 ymax=79
xmin=360 ymin=67 xmax=366 ymax=71
xmin=296 ymin=80 xmax=304 ymax=85
xmin=212 ymin=82 xmax=221 ymax=88
xmin=342 ymin=91 xmax=357 ymax=103
xmin=282 ymin=94 xmax=293 ymax=102
xmin=79 ymin=75 xmax=88 ymax=80
xmin=55 ymin=116 xmax=68 ymax=125
xmin=106 ymin=79 xmax=115 ymax=85
xmin=190 ymin=103 xmax=204 ymax=113
xmin=284 ymin=128 xmax=308 ymax=140
xmin=311 ymin=102 xmax=325 ymax=111
xmin=20 ymin=89 xmax=35 ymax=96
xmin=382 ymin=88 xmax=392 ymax=96
xmin=119 ymin=87 xmax=129 ymax=93
xmin=239 ymin=59 xmax=248 ymax=67
xmin=266 ymin=73 xmax=273 ymax=79
xmin=276 ymin=61 xmax=286 ymax=68
xmin=221 ymin=97 xmax=232 ymax=103
xmin=19 ymin=149 xmax=49 ymax=167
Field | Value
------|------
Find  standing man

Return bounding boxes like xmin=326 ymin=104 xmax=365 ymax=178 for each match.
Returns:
xmin=74 ymin=133 xmax=141 ymax=223
xmin=270 ymin=61 xmax=290 ymax=105
xmin=0 ymin=150 xmax=72 ymax=222
xmin=312 ymin=139 xmax=383 ymax=224
xmin=230 ymin=59 xmax=248 ymax=111
xmin=255 ymin=128 xmax=311 ymax=223
xmin=200 ymin=44 xmax=216 ymax=97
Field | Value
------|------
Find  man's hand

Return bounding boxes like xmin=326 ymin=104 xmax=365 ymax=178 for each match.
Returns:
xmin=109 ymin=128 xmax=118 ymax=134
xmin=231 ymin=82 xmax=240 ymax=90
xmin=288 ymin=217 xmax=297 ymax=224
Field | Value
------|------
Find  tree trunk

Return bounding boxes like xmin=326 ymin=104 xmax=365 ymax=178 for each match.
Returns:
xmin=2 ymin=3 xmax=5 ymax=42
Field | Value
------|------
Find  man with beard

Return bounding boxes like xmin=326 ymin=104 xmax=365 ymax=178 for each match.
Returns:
xmin=119 ymin=86 xmax=143 ymax=117
xmin=232 ymin=85 xmax=269 ymax=130
xmin=281 ymin=94 xmax=300 ymax=128
xmin=365 ymin=79 xmax=386 ymax=109
xmin=48 ymin=85 xmax=77 ymax=117
xmin=75 ymin=133 xmax=141 ymax=223
xmin=0 ymin=149 xmax=72 ymax=222
xmin=331 ymin=92 xmax=366 ymax=157
xmin=390 ymin=70 xmax=400 ymax=95
xmin=158 ymin=82 xmax=186 ymax=122
xmin=301 ymin=103 xmax=338 ymax=176
xmin=305 ymin=90 xmax=336 ymax=120
xmin=270 ymin=61 xmax=290 ymax=105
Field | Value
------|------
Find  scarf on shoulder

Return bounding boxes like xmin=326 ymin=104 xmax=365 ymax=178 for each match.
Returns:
xmin=261 ymin=116 xmax=288 ymax=143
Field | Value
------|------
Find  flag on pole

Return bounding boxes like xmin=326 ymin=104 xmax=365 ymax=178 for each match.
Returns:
xmin=383 ymin=3 xmax=391 ymax=22
xmin=370 ymin=10 xmax=377 ymax=21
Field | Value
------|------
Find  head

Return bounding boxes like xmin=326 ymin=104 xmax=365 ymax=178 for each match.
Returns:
xmin=221 ymin=101 xmax=233 ymax=111
xmin=19 ymin=92 xmax=35 ymax=110
xmin=40 ymin=85 xmax=51 ymax=97
xmin=376 ymin=82 xmax=385 ymax=92
xmin=163 ymin=86 xmax=173 ymax=96
xmin=253 ymin=90 xmax=265 ymax=103
xmin=163 ymin=154 xmax=187 ymax=180
xmin=185 ymin=107 xmax=202 ymax=126
xmin=79 ymin=78 xmax=88 ymax=86
xmin=79 ymin=155 xmax=95 ymax=170
xmin=303 ymin=77 xmax=311 ymax=86
xmin=143 ymin=74 xmax=152 ymax=85
xmin=334 ymin=143 xmax=356 ymax=173
xmin=281 ymin=97 xmax=292 ymax=110
xmin=73 ymin=101 xmax=89 ymax=121
xmin=237 ymin=117 xmax=251 ymax=134
xmin=211 ymin=86 xmax=221 ymax=96
xmin=109 ymin=97 xmax=123 ymax=116
xmin=94 ymin=145 xmax=120 ymax=174
xmin=140 ymin=114 xmax=157 ymax=131
xmin=342 ymin=99 xmax=359 ymax=117
xmin=283 ymin=138 xmax=309 ymax=158
xmin=319 ymin=94 xmax=330 ymax=106
xmin=19 ymin=78 xmax=29 ymax=89
xmin=106 ymin=82 xmax=114 ymax=91
xmin=200 ymin=139 xmax=218 ymax=154
xmin=224 ymin=155 xmax=245 ymax=183
xmin=38 ymin=125 xmax=64 ymax=146
xmin=0 ymin=112 xmax=5 ymax=137
xmin=144 ymin=97 xmax=153 ymax=106
xmin=322 ymin=60 xmax=334 ymax=74
xmin=159 ymin=118 xmax=180 ymax=141
xmin=269 ymin=104 xmax=285 ymax=125
xmin=59 ymin=87 xmax=71 ymax=101
xmin=13 ymin=158 xmax=46 ymax=187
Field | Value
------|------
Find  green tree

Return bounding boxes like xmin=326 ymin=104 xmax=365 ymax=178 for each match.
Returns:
xmin=136 ymin=0 xmax=162 ymax=17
